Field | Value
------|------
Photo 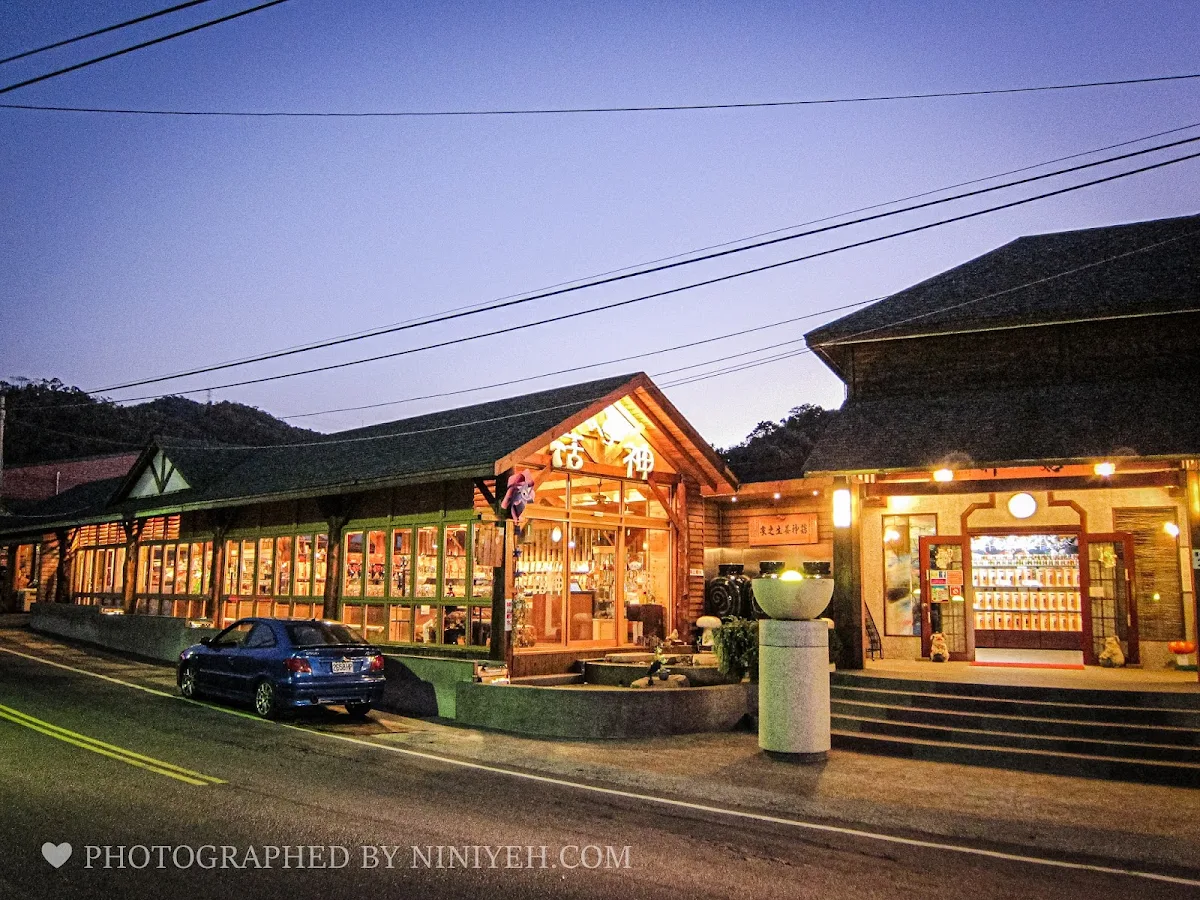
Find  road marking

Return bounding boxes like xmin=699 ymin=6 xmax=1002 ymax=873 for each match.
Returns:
xmin=1 ymin=643 xmax=1197 ymax=887
xmin=0 ymin=703 xmax=225 ymax=786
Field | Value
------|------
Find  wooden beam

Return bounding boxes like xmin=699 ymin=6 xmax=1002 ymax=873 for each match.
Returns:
xmin=648 ymin=481 xmax=686 ymax=535
xmin=633 ymin=397 xmax=720 ymax=490
xmin=867 ymin=470 xmax=1183 ymax=497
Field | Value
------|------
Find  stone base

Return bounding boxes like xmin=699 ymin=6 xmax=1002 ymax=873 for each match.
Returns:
xmin=762 ymin=749 xmax=829 ymax=764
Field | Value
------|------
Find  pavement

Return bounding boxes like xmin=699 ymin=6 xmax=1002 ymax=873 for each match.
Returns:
xmin=3 ymin=618 xmax=1199 ymax=878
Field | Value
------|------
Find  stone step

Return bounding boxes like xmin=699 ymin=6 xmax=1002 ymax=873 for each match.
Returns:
xmin=830 ymin=712 xmax=1200 ymax=764
xmin=831 ymin=697 xmax=1200 ymax=746
xmin=830 ymin=730 xmax=1200 ymax=788
xmin=830 ymin=684 xmax=1200 ymax=728
xmin=830 ymin=671 xmax=1200 ymax=710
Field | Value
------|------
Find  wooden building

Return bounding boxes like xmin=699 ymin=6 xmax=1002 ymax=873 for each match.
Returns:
xmin=0 ymin=374 xmax=737 ymax=677
xmin=803 ymin=213 xmax=1200 ymax=670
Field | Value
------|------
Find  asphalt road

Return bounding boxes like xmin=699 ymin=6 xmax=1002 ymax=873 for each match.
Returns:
xmin=0 ymin=633 xmax=1196 ymax=900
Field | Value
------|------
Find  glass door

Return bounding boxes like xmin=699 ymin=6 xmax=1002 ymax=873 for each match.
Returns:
xmin=1084 ymin=533 xmax=1139 ymax=665
xmin=919 ymin=536 xmax=970 ymax=661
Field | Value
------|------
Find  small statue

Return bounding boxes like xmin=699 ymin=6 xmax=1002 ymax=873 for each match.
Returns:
xmin=929 ymin=632 xmax=950 ymax=663
xmin=1098 ymin=636 xmax=1125 ymax=667
xmin=500 ymin=470 xmax=536 ymax=525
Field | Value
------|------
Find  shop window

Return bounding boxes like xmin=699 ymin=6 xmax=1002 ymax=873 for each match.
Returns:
xmin=189 ymin=543 xmax=204 ymax=595
xmin=314 ymin=535 xmax=328 ymax=598
xmin=294 ymin=535 xmax=313 ymax=596
xmin=275 ymin=537 xmax=292 ymax=596
xmin=162 ymin=545 xmax=177 ymax=594
xmin=570 ymin=526 xmax=617 ymax=642
xmin=223 ymin=541 xmax=239 ymax=594
xmin=237 ymin=540 xmax=255 ymax=595
xmin=137 ymin=546 xmax=149 ymax=594
xmin=149 ymin=546 xmax=163 ymax=594
xmin=570 ymin=476 xmax=621 ymax=515
xmin=443 ymin=526 xmax=468 ymax=599
xmin=623 ymin=527 xmax=670 ymax=645
xmin=623 ymin=483 xmax=668 ymax=519
xmin=366 ymin=530 xmax=386 ymax=598
xmin=344 ymin=531 xmax=364 ymax=597
xmin=414 ymin=605 xmax=440 ymax=643
xmin=469 ymin=604 xmax=491 ymax=649
xmin=472 ymin=522 xmax=501 ymax=601
xmin=416 ymin=527 xmax=439 ymax=598
xmin=389 ymin=604 xmax=413 ymax=643
xmin=115 ymin=547 xmax=126 ymax=594
xmin=514 ymin=520 xmax=565 ymax=648
xmin=883 ymin=514 xmax=937 ymax=636
xmin=365 ymin=603 xmax=386 ymax=641
xmin=173 ymin=545 xmax=189 ymax=594
xmin=257 ymin=538 xmax=274 ymax=596
xmin=390 ymin=529 xmax=412 ymax=597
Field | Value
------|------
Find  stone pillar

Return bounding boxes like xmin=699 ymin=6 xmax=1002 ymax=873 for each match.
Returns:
xmin=758 ymin=619 xmax=831 ymax=760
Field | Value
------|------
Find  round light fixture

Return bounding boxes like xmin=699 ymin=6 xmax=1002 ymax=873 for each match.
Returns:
xmin=550 ymin=527 xmax=562 ymax=543
xmin=1008 ymin=492 xmax=1037 ymax=519
xmin=1164 ymin=522 xmax=1181 ymax=538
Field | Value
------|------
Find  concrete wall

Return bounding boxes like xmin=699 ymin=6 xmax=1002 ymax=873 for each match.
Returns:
xmin=379 ymin=654 xmax=485 ymax=719
xmin=455 ymin=680 xmax=753 ymax=739
xmin=30 ymin=603 xmax=218 ymax=663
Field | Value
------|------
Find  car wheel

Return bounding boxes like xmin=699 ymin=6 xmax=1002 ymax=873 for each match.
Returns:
xmin=253 ymin=680 xmax=278 ymax=719
xmin=179 ymin=664 xmax=200 ymax=699
xmin=345 ymin=701 xmax=372 ymax=719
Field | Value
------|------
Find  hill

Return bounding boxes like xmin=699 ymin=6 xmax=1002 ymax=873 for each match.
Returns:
xmin=719 ymin=403 xmax=839 ymax=483
xmin=1 ymin=379 xmax=317 ymax=466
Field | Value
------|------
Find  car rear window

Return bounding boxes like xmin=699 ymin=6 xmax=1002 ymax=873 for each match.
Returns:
xmin=286 ymin=622 xmax=367 ymax=647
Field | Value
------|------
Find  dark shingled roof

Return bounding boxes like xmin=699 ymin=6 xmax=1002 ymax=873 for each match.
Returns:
xmin=804 ymin=378 xmax=1200 ymax=473
xmin=805 ymin=213 xmax=1200 ymax=376
xmin=1 ymin=374 xmax=641 ymax=533
xmin=0 ymin=476 xmax=125 ymax=534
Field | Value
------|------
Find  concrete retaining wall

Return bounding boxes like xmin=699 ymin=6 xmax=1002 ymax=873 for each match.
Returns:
xmin=455 ymin=680 xmax=754 ymax=739
xmin=380 ymin=654 xmax=485 ymax=719
xmin=30 ymin=603 xmax=218 ymax=663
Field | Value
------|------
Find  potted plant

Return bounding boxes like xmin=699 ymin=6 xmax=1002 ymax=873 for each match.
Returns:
xmin=711 ymin=618 xmax=759 ymax=682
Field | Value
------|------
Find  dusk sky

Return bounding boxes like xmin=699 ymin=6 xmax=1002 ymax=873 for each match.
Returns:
xmin=2 ymin=1 xmax=1198 ymax=448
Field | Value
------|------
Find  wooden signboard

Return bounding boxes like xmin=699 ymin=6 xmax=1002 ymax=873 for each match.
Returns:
xmin=747 ymin=513 xmax=819 ymax=546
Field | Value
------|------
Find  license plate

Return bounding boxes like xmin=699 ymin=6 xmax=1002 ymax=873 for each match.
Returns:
xmin=331 ymin=660 xmax=354 ymax=674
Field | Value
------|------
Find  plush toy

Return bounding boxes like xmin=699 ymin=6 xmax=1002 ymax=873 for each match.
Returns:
xmin=1099 ymin=636 xmax=1126 ymax=668
xmin=500 ymin=470 xmax=536 ymax=525
xmin=929 ymin=632 xmax=949 ymax=663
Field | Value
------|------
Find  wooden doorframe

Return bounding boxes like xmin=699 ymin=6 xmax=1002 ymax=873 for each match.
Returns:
xmin=1081 ymin=531 xmax=1139 ymax=665
xmin=919 ymin=534 xmax=971 ymax=661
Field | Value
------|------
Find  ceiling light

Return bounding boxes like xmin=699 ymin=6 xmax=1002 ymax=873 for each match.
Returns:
xmin=1094 ymin=461 xmax=1116 ymax=477
xmin=933 ymin=469 xmax=954 ymax=483
xmin=1007 ymin=493 xmax=1037 ymax=519
xmin=1164 ymin=522 xmax=1181 ymax=538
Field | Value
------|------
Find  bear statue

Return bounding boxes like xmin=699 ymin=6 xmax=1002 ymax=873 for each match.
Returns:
xmin=929 ymin=632 xmax=950 ymax=663
xmin=1098 ymin=636 xmax=1126 ymax=668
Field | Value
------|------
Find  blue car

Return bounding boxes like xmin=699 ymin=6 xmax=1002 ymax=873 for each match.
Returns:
xmin=178 ymin=618 xmax=386 ymax=719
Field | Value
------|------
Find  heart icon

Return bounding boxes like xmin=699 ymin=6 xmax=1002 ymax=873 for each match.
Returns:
xmin=42 ymin=842 xmax=72 ymax=868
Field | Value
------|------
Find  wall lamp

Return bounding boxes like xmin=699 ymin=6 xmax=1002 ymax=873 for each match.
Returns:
xmin=833 ymin=489 xmax=852 ymax=528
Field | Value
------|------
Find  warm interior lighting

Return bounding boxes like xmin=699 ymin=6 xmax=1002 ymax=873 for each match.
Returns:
xmin=833 ymin=489 xmax=852 ymax=527
xmin=1094 ymin=461 xmax=1116 ymax=477
xmin=731 ymin=496 xmax=738 ymax=503
xmin=773 ymin=492 xmax=781 ymax=500
xmin=883 ymin=527 xmax=901 ymax=543
xmin=1007 ymin=493 xmax=1037 ymax=519
xmin=550 ymin=527 xmax=562 ymax=543
xmin=1164 ymin=522 xmax=1181 ymax=538
xmin=780 ymin=570 xmax=804 ymax=581
xmin=933 ymin=469 xmax=954 ymax=483
xmin=888 ymin=495 xmax=916 ymax=512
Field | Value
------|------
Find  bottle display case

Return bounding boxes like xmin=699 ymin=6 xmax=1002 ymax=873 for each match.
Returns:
xmin=970 ymin=534 xmax=1083 ymax=650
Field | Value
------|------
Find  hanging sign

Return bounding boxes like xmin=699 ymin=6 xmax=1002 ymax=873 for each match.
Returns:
xmin=748 ymin=513 xmax=819 ymax=546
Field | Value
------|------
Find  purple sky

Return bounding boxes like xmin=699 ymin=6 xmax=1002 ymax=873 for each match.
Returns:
xmin=2 ymin=1 xmax=1198 ymax=448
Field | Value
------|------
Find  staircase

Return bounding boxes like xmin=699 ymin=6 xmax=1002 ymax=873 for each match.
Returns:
xmin=830 ymin=672 xmax=1200 ymax=787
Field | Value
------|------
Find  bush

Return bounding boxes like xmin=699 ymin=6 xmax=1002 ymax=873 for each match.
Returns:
xmin=712 ymin=618 xmax=759 ymax=682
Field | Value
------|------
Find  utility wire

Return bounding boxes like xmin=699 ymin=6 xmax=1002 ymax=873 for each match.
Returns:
xmin=3 ymin=71 xmax=1199 ymax=115
xmin=0 ymin=0 xmax=291 ymax=95
xmin=94 ymin=119 xmax=1200 ymax=394
xmin=94 ymin=141 xmax=1200 ymax=401
xmin=92 ymin=128 xmax=1200 ymax=394
xmin=0 ymin=0 xmax=216 ymax=66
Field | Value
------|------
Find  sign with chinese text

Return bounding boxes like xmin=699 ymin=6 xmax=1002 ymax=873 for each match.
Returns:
xmin=748 ymin=513 xmax=819 ymax=546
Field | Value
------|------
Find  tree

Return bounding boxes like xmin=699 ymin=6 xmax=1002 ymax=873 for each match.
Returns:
xmin=719 ymin=403 xmax=838 ymax=483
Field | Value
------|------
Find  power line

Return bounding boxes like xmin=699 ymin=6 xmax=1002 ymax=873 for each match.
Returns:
xmin=0 ymin=0 xmax=216 ymax=66
xmin=94 ymin=142 xmax=1200 ymax=401
xmin=93 ymin=128 xmax=1200 ymax=393
xmin=0 ymin=0 xmax=291 ymax=96
xmin=89 ymin=119 xmax=1200 ymax=395
xmin=3 ymin=71 xmax=1199 ymax=115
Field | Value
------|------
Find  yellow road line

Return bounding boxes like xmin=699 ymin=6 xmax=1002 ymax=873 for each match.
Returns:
xmin=0 ymin=703 xmax=224 ymax=786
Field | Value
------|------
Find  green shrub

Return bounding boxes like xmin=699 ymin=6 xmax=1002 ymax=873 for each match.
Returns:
xmin=712 ymin=618 xmax=759 ymax=682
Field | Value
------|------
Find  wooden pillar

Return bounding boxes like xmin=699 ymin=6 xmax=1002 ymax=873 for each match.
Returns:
xmin=0 ymin=545 xmax=16 ymax=613
xmin=54 ymin=529 xmax=73 ymax=604
xmin=1189 ymin=466 xmax=1200 ymax=684
xmin=322 ymin=514 xmax=347 ymax=621
xmin=206 ymin=530 xmax=227 ymax=624
xmin=490 ymin=472 xmax=510 ymax=664
xmin=830 ymin=476 xmax=865 ymax=669
xmin=121 ymin=519 xmax=141 ymax=615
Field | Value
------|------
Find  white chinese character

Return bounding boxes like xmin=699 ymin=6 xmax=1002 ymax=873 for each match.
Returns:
xmin=623 ymin=445 xmax=655 ymax=479
xmin=550 ymin=434 xmax=586 ymax=470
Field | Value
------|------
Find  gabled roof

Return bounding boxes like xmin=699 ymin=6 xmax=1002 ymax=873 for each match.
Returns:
xmin=805 ymin=213 xmax=1200 ymax=378
xmin=804 ymin=378 xmax=1200 ymax=473
xmin=1 ymin=374 xmax=734 ymax=533
xmin=0 ymin=476 xmax=126 ymax=536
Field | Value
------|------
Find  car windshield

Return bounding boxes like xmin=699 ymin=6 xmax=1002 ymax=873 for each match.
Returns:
xmin=286 ymin=622 xmax=367 ymax=647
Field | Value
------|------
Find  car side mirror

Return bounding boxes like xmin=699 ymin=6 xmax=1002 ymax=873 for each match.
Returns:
xmin=199 ymin=637 xmax=212 ymax=647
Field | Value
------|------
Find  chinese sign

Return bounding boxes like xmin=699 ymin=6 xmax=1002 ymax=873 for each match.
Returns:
xmin=748 ymin=513 xmax=819 ymax=546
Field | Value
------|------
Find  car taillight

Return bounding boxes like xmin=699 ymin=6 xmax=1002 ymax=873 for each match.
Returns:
xmin=369 ymin=654 xmax=386 ymax=674
xmin=285 ymin=656 xmax=312 ymax=674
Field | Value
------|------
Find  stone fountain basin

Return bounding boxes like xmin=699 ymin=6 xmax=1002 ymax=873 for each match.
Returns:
xmin=751 ymin=577 xmax=834 ymax=620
